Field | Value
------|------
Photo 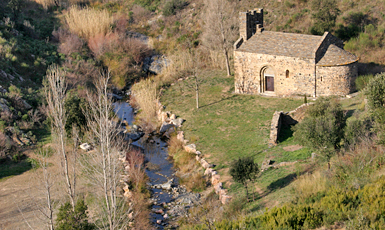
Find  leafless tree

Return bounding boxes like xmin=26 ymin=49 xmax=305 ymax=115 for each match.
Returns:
xmin=184 ymin=67 xmax=204 ymax=109
xmin=18 ymin=148 xmax=57 ymax=230
xmin=44 ymin=64 xmax=76 ymax=209
xmin=202 ymin=0 xmax=238 ymax=76
xmin=83 ymin=71 xmax=132 ymax=230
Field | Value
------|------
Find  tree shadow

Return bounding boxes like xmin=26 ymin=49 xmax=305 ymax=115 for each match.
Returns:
xmin=0 ymin=156 xmax=33 ymax=180
xmin=266 ymin=173 xmax=297 ymax=193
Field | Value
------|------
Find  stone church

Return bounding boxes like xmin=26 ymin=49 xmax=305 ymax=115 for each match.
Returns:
xmin=234 ymin=8 xmax=359 ymax=97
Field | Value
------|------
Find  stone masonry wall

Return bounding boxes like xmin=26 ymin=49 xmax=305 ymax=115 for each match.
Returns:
xmin=234 ymin=51 xmax=316 ymax=96
xmin=239 ymin=9 xmax=263 ymax=40
xmin=316 ymin=62 xmax=358 ymax=96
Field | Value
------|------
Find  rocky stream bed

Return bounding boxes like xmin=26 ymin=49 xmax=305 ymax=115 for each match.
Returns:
xmin=114 ymin=101 xmax=201 ymax=229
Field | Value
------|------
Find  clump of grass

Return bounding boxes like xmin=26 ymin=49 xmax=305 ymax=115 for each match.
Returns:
xmin=64 ymin=6 xmax=113 ymax=40
xmin=131 ymin=78 xmax=159 ymax=132
xmin=294 ymin=171 xmax=327 ymax=200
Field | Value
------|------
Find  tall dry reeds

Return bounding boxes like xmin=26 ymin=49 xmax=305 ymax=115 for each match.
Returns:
xmin=130 ymin=78 xmax=159 ymax=132
xmin=64 ymin=6 xmax=113 ymax=40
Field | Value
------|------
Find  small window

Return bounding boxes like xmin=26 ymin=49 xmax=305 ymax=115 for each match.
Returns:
xmin=321 ymin=76 xmax=323 ymax=82
xmin=285 ymin=70 xmax=290 ymax=78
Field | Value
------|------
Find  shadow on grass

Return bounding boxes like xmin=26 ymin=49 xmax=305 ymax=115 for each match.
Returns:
xmin=267 ymin=173 xmax=297 ymax=193
xmin=0 ymin=156 xmax=33 ymax=181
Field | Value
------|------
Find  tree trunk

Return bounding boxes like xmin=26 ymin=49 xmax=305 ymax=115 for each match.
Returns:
xmin=224 ymin=49 xmax=231 ymax=76
xmin=244 ymin=182 xmax=249 ymax=202
xmin=195 ymin=77 xmax=199 ymax=109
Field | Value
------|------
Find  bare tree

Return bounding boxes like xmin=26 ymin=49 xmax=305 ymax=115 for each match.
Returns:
xmin=202 ymin=0 xmax=238 ymax=76
xmin=18 ymin=148 xmax=57 ymax=230
xmin=184 ymin=67 xmax=204 ymax=109
xmin=83 ymin=71 xmax=132 ymax=230
xmin=44 ymin=64 xmax=76 ymax=209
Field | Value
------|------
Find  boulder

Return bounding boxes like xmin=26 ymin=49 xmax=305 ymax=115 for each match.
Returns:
xmin=159 ymin=122 xmax=175 ymax=133
xmin=211 ymin=175 xmax=220 ymax=185
xmin=171 ymin=118 xmax=184 ymax=127
xmin=80 ymin=143 xmax=92 ymax=151
xmin=221 ymin=195 xmax=232 ymax=204
xmin=184 ymin=144 xmax=196 ymax=153
xmin=214 ymin=182 xmax=222 ymax=193
xmin=177 ymin=131 xmax=188 ymax=144
xmin=143 ymin=55 xmax=169 ymax=75
xmin=204 ymin=168 xmax=214 ymax=176
xmin=160 ymin=179 xmax=174 ymax=190
xmin=200 ymin=159 xmax=213 ymax=169
xmin=0 ymin=98 xmax=10 ymax=113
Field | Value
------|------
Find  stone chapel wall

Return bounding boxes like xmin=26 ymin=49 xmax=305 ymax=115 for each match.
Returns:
xmin=316 ymin=62 xmax=358 ymax=96
xmin=234 ymin=51 xmax=316 ymax=96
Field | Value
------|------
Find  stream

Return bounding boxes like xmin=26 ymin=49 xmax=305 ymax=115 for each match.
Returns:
xmin=114 ymin=101 xmax=200 ymax=229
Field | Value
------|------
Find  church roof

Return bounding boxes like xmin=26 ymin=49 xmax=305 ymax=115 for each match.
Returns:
xmin=236 ymin=30 xmax=358 ymax=66
xmin=316 ymin=44 xmax=359 ymax=66
xmin=236 ymin=31 xmax=322 ymax=59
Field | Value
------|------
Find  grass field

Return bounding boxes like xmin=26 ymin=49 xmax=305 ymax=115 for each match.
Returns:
xmin=161 ymin=70 xmax=316 ymax=211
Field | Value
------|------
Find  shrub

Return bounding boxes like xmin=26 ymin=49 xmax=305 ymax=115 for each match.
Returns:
xmin=230 ymin=156 xmax=259 ymax=201
xmin=163 ymin=0 xmax=187 ymax=16
xmin=293 ymin=97 xmax=346 ymax=167
xmin=133 ymin=0 xmax=161 ymax=12
xmin=355 ymin=74 xmax=374 ymax=91
xmin=343 ymin=117 xmax=371 ymax=149
xmin=364 ymin=72 xmax=385 ymax=110
xmin=310 ymin=0 xmax=340 ymax=35
xmin=56 ymin=199 xmax=95 ymax=230
xmin=64 ymin=6 xmax=113 ymax=40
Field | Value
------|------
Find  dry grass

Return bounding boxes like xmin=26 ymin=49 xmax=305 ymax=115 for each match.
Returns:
xmin=64 ymin=6 xmax=113 ymax=40
xmin=130 ymin=78 xmax=160 ymax=132
xmin=293 ymin=171 xmax=327 ymax=200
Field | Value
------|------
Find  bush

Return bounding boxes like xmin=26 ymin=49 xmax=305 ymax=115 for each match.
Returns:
xmin=310 ymin=0 xmax=340 ymax=35
xmin=230 ymin=156 xmax=259 ymax=201
xmin=56 ymin=199 xmax=95 ymax=230
xmin=293 ymin=97 xmax=346 ymax=166
xmin=365 ymin=72 xmax=385 ymax=110
xmin=163 ymin=0 xmax=187 ymax=16
xmin=343 ymin=117 xmax=372 ymax=149
xmin=355 ymin=74 xmax=374 ymax=91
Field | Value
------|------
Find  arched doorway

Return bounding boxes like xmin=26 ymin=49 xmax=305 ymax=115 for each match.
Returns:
xmin=261 ymin=66 xmax=275 ymax=92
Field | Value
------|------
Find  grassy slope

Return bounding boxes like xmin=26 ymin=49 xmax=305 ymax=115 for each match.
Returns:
xmin=161 ymin=70 xmax=316 ymax=211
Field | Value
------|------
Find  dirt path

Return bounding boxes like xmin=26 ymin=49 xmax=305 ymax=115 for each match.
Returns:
xmin=0 ymin=168 xmax=47 ymax=230
xmin=0 ymin=151 xmax=66 ymax=230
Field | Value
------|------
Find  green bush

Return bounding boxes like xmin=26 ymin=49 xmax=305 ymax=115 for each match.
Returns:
xmin=310 ymin=0 xmax=340 ymax=35
xmin=355 ymin=74 xmax=374 ymax=91
xmin=343 ymin=117 xmax=371 ymax=149
xmin=133 ymin=0 xmax=161 ymax=11
xmin=365 ymin=72 xmax=385 ymax=110
xmin=56 ymin=199 xmax=95 ymax=230
xmin=293 ymin=97 xmax=346 ymax=167
xmin=163 ymin=0 xmax=187 ymax=16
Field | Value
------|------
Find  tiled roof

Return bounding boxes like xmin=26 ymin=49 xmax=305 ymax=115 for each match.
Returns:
xmin=316 ymin=44 xmax=358 ymax=66
xmin=236 ymin=31 xmax=322 ymax=59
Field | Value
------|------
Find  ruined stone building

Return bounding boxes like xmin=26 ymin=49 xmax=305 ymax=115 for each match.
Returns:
xmin=234 ymin=8 xmax=359 ymax=97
